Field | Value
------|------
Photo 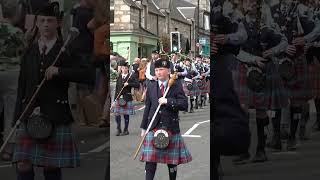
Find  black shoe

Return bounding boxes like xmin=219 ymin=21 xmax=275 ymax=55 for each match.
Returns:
xmin=251 ymin=151 xmax=268 ymax=163
xmin=189 ymin=109 xmax=194 ymax=113
xmin=115 ymin=129 xmax=122 ymax=136
xmin=287 ymin=139 xmax=297 ymax=151
xmin=232 ymin=153 xmax=250 ymax=165
xmin=121 ymin=130 xmax=129 ymax=136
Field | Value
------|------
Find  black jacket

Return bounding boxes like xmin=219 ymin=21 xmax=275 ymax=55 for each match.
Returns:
xmin=14 ymin=40 xmax=95 ymax=125
xmin=140 ymin=80 xmax=188 ymax=133
xmin=212 ymin=53 xmax=250 ymax=156
xmin=114 ymin=73 xmax=139 ymax=102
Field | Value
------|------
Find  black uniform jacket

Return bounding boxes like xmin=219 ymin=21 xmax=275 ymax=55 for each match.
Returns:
xmin=140 ymin=80 xmax=188 ymax=134
xmin=14 ymin=39 xmax=95 ymax=125
xmin=114 ymin=73 xmax=140 ymax=102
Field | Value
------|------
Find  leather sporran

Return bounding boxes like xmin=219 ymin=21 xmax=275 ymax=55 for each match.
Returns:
xmin=153 ymin=128 xmax=170 ymax=149
xmin=279 ymin=58 xmax=295 ymax=81
xmin=246 ymin=66 xmax=266 ymax=92
xmin=196 ymin=79 xmax=205 ymax=89
xmin=118 ymin=95 xmax=127 ymax=106
xmin=26 ymin=113 xmax=53 ymax=141
xmin=186 ymin=82 xmax=193 ymax=91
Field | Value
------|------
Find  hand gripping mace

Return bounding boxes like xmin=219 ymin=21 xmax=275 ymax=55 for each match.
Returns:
xmin=110 ymin=70 xmax=135 ymax=111
xmin=133 ymin=72 xmax=178 ymax=159
xmin=0 ymin=28 xmax=80 ymax=154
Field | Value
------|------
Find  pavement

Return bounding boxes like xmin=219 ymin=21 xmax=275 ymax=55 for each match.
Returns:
xmin=220 ymin=100 xmax=320 ymax=180
xmin=110 ymin=102 xmax=210 ymax=180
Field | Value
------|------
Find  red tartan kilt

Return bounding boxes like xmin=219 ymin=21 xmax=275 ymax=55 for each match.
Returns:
xmin=198 ymin=79 xmax=209 ymax=95
xmin=112 ymin=100 xmax=135 ymax=116
xmin=283 ymin=59 xmax=311 ymax=104
xmin=183 ymin=81 xmax=200 ymax=96
xmin=309 ymin=63 xmax=320 ymax=98
xmin=140 ymin=130 xmax=192 ymax=165
xmin=233 ymin=63 xmax=249 ymax=105
xmin=13 ymin=125 xmax=80 ymax=168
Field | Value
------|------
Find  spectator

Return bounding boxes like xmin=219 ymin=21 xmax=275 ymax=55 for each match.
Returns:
xmin=0 ymin=0 xmax=25 ymax=161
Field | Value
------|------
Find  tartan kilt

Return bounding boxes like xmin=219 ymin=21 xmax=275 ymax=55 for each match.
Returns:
xmin=112 ymin=100 xmax=135 ymax=116
xmin=234 ymin=63 xmax=250 ymax=106
xmin=266 ymin=60 xmax=289 ymax=109
xmin=13 ymin=124 xmax=80 ymax=168
xmin=283 ymin=57 xmax=312 ymax=105
xmin=140 ymin=131 xmax=192 ymax=165
xmin=183 ymin=81 xmax=200 ymax=97
xmin=309 ymin=62 xmax=320 ymax=98
xmin=198 ymin=79 xmax=209 ymax=95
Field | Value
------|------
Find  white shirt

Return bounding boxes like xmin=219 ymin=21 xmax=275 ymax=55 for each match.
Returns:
xmin=158 ymin=80 xmax=168 ymax=89
xmin=38 ymin=37 xmax=58 ymax=55
xmin=122 ymin=74 xmax=128 ymax=79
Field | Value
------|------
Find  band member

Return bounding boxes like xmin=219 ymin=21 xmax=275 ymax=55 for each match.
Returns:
xmin=139 ymin=58 xmax=192 ymax=180
xmin=194 ymin=55 xmax=210 ymax=107
xmin=211 ymin=0 xmax=250 ymax=177
xmin=12 ymin=2 xmax=95 ymax=180
xmin=183 ymin=58 xmax=200 ymax=113
xmin=234 ymin=0 xmax=289 ymax=163
xmin=271 ymin=0 xmax=313 ymax=150
xmin=145 ymin=50 xmax=160 ymax=82
xmin=171 ymin=52 xmax=187 ymax=82
xmin=112 ymin=62 xmax=139 ymax=136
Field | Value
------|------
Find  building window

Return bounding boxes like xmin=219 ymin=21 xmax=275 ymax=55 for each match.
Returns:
xmin=204 ymin=14 xmax=209 ymax=30
xmin=110 ymin=0 xmax=114 ymax=24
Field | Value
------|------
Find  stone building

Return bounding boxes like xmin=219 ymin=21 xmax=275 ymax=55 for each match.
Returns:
xmin=110 ymin=0 xmax=210 ymax=63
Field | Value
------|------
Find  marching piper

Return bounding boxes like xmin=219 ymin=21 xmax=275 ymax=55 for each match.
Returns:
xmin=12 ymin=2 xmax=95 ymax=180
xmin=112 ymin=62 xmax=139 ymax=136
xmin=139 ymin=58 xmax=192 ymax=180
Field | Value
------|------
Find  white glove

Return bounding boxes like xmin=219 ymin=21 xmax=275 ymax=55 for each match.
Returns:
xmin=31 ymin=107 xmax=41 ymax=116
xmin=141 ymin=129 xmax=146 ymax=137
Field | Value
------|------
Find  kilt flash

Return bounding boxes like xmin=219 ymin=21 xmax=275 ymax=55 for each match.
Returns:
xmin=13 ymin=124 xmax=80 ymax=168
xmin=140 ymin=131 xmax=192 ymax=165
xmin=112 ymin=100 xmax=135 ymax=116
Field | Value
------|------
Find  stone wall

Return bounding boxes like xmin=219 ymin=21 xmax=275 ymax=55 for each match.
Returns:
xmin=111 ymin=0 xmax=131 ymax=31
xmin=147 ymin=13 xmax=159 ymax=35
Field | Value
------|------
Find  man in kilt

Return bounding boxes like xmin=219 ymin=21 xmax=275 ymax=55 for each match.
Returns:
xmin=111 ymin=62 xmax=139 ymax=136
xmin=183 ymin=58 xmax=200 ymax=113
xmin=194 ymin=55 xmax=210 ymax=107
xmin=307 ymin=0 xmax=320 ymax=131
xmin=12 ymin=2 xmax=95 ymax=180
xmin=233 ymin=0 xmax=290 ymax=163
xmin=270 ymin=0 xmax=315 ymax=150
xmin=139 ymin=58 xmax=192 ymax=180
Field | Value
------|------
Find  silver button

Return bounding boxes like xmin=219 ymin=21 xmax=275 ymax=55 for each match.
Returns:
xmin=57 ymin=100 xmax=60 ymax=103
